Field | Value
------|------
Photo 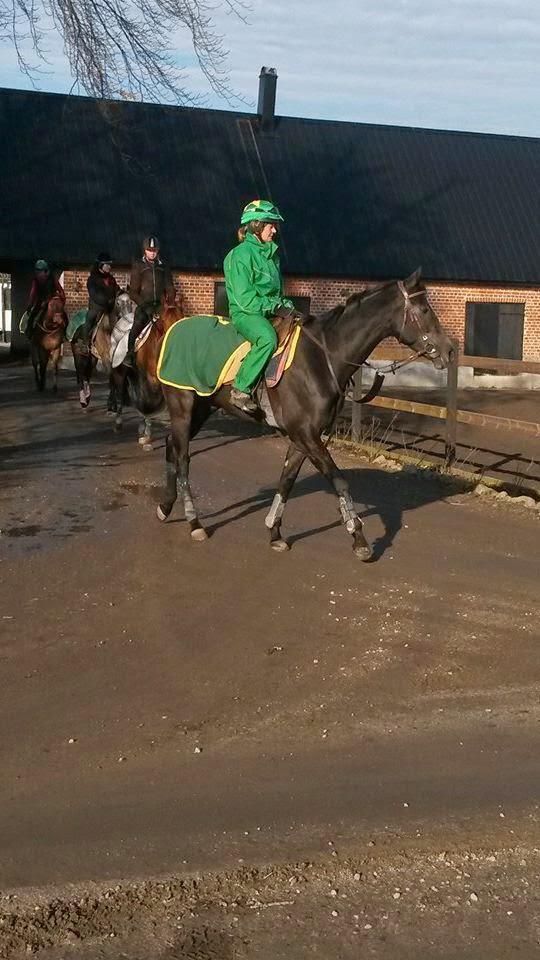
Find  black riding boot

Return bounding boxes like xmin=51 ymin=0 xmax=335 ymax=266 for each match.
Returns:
xmin=125 ymin=306 xmax=151 ymax=367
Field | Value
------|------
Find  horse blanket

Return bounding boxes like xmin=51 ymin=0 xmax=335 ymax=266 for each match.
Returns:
xmin=157 ymin=315 xmax=301 ymax=396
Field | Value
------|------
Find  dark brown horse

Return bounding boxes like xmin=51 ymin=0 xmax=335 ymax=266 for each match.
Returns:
xmin=30 ymin=296 xmax=67 ymax=392
xmin=155 ymin=270 xmax=454 ymax=557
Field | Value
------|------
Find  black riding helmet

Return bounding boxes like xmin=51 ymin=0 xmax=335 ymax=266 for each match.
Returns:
xmin=143 ymin=235 xmax=160 ymax=251
xmin=96 ymin=252 xmax=113 ymax=267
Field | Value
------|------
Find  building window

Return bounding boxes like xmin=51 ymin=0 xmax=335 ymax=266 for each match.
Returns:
xmin=465 ymin=302 xmax=524 ymax=360
xmin=213 ymin=282 xmax=311 ymax=319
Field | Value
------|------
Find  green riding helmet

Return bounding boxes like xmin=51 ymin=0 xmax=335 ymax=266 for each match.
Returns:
xmin=35 ymin=259 xmax=49 ymax=272
xmin=240 ymin=200 xmax=284 ymax=225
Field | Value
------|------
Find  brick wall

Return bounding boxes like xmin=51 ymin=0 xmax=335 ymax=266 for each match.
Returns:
xmin=62 ymin=268 xmax=540 ymax=361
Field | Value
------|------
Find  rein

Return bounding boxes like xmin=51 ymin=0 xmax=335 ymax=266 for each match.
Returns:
xmin=300 ymin=282 xmax=431 ymax=403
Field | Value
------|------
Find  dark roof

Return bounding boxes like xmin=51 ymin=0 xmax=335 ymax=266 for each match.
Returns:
xmin=1 ymin=87 xmax=540 ymax=284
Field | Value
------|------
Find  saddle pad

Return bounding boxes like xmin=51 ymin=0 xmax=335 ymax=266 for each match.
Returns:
xmin=110 ymin=314 xmax=153 ymax=368
xmin=157 ymin=315 xmax=302 ymax=396
xmin=66 ymin=308 xmax=87 ymax=342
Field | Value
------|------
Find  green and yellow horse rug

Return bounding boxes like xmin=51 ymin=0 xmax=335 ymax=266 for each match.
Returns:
xmin=157 ymin=315 xmax=301 ymax=396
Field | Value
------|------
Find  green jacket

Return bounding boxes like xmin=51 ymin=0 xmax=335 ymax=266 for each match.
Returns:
xmin=223 ymin=233 xmax=293 ymax=321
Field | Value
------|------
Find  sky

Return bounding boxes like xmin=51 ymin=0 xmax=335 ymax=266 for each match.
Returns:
xmin=1 ymin=0 xmax=540 ymax=137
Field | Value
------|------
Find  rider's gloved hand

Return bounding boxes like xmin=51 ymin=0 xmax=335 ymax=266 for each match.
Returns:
xmin=275 ymin=305 xmax=304 ymax=322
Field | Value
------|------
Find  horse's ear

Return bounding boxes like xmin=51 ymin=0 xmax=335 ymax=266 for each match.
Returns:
xmin=404 ymin=267 xmax=422 ymax=290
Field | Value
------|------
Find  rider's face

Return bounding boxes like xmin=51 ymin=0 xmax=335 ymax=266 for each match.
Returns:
xmin=145 ymin=248 xmax=159 ymax=262
xmin=259 ymin=223 xmax=277 ymax=243
xmin=101 ymin=263 xmax=112 ymax=273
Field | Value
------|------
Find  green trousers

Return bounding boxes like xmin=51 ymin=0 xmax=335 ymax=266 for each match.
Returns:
xmin=232 ymin=313 xmax=278 ymax=392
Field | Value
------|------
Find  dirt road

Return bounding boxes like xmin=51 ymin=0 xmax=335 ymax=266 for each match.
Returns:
xmin=1 ymin=365 xmax=539 ymax=958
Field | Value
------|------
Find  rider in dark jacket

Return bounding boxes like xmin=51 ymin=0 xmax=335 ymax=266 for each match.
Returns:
xmin=81 ymin=253 xmax=121 ymax=342
xmin=125 ymin=235 xmax=176 ymax=365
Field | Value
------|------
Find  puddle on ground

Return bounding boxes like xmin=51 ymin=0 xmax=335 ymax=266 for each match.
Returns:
xmin=2 ymin=524 xmax=43 ymax=537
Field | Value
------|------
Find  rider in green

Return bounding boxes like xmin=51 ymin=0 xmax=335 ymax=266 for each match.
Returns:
xmin=223 ymin=200 xmax=302 ymax=413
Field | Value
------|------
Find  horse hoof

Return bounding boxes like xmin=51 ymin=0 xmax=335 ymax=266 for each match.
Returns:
xmin=190 ymin=526 xmax=208 ymax=542
xmin=143 ymin=443 xmax=153 ymax=453
xmin=354 ymin=544 xmax=372 ymax=562
xmin=106 ymin=409 xmax=116 ymax=417
xmin=156 ymin=504 xmax=171 ymax=522
xmin=114 ymin=419 xmax=123 ymax=433
xmin=79 ymin=399 xmax=89 ymax=408
xmin=271 ymin=538 xmax=290 ymax=552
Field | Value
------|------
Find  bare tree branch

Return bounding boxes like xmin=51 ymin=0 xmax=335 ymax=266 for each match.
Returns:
xmin=0 ymin=0 xmax=250 ymax=104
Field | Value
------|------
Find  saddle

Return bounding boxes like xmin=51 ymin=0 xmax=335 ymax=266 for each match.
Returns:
xmin=272 ymin=314 xmax=298 ymax=349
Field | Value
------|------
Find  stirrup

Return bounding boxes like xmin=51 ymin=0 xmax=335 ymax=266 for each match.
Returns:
xmin=230 ymin=387 xmax=258 ymax=413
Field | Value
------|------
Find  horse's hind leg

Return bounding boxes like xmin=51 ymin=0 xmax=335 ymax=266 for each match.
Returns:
xmin=157 ymin=434 xmax=178 ymax=520
xmin=158 ymin=390 xmax=207 ymax=541
xmin=295 ymin=432 xmax=372 ymax=561
xmin=265 ymin=443 xmax=306 ymax=552
xmin=32 ymin=350 xmax=40 ymax=391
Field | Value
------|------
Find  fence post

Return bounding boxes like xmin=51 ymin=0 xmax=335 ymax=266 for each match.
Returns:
xmin=351 ymin=366 xmax=363 ymax=442
xmin=445 ymin=338 xmax=459 ymax=468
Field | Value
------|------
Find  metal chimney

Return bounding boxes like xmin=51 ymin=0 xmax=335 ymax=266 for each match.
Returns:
xmin=258 ymin=67 xmax=278 ymax=133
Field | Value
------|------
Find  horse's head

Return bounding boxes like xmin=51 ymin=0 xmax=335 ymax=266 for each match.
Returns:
xmin=45 ymin=296 xmax=66 ymax=330
xmin=391 ymin=269 xmax=453 ymax=369
xmin=115 ymin=291 xmax=133 ymax=319
xmin=161 ymin=303 xmax=183 ymax=333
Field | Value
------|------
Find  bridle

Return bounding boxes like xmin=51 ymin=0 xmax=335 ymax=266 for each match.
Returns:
xmin=300 ymin=281 xmax=442 ymax=402
xmin=395 ymin=280 xmax=442 ymax=362
xmin=37 ymin=300 xmax=66 ymax=334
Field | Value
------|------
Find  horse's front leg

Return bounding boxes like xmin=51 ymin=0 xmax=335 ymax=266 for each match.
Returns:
xmin=265 ymin=443 xmax=306 ymax=552
xmin=52 ymin=349 xmax=60 ymax=394
xmin=138 ymin=417 xmax=153 ymax=449
xmin=296 ymin=432 xmax=372 ymax=561
xmin=107 ymin=372 xmax=118 ymax=415
xmin=112 ymin=369 xmax=124 ymax=432
xmin=39 ymin=350 xmax=48 ymax=392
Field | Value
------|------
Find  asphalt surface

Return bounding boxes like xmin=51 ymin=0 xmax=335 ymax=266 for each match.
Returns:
xmin=1 ymin=364 xmax=539 ymax=958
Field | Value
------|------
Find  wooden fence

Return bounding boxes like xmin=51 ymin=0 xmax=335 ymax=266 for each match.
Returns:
xmin=349 ymin=340 xmax=540 ymax=467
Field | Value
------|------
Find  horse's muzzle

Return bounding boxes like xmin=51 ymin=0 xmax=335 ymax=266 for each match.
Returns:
xmin=427 ymin=334 xmax=453 ymax=370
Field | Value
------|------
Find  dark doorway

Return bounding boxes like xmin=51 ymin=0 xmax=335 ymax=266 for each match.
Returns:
xmin=465 ymin=302 xmax=524 ymax=360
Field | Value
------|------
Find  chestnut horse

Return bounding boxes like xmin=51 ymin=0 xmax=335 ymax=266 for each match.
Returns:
xmin=30 ymin=296 xmax=67 ymax=392
xmin=109 ymin=302 xmax=182 ymax=441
